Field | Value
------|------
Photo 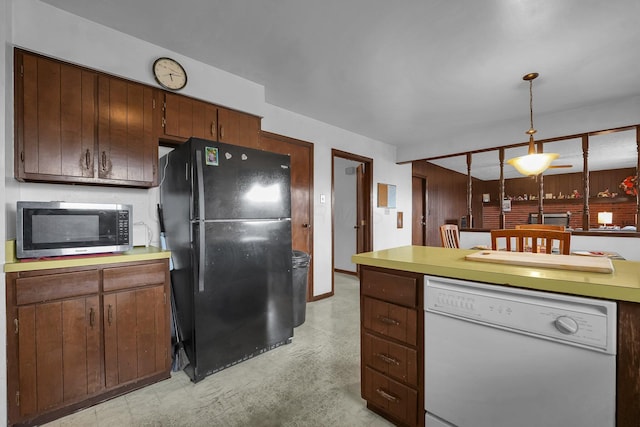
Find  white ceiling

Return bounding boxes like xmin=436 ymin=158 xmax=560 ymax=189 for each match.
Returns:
xmin=40 ymin=0 xmax=640 ymax=173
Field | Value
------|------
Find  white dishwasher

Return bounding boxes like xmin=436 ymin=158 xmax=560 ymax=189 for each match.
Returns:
xmin=424 ymin=275 xmax=616 ymax=427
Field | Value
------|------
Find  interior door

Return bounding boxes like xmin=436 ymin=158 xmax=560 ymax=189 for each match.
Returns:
xmin=412 ymin=176 xmax=427 ymax=245
xmin=259 ymin=132 xmax=314 ymax=300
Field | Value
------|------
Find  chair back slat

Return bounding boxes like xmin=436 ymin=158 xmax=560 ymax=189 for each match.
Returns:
xmin=515 ymin=224 xmax=567 ymax=253
xmin=490 ymin=229 xmax=571 ymax=255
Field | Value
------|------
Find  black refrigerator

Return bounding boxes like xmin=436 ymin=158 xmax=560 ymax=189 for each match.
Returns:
xmin=160 ymin=137 xmax=293 ymax=382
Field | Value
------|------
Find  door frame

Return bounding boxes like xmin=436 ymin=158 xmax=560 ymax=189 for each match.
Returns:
xmin=412 ymin=175 xmax=428 ymax=245
xmin=331 ymin=149 xmax=373 ymax=290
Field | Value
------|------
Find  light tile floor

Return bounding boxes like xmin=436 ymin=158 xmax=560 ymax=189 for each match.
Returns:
xmin=44 ymin=273 xmax=393 ymax=427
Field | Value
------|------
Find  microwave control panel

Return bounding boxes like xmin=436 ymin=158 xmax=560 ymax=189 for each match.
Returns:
xmin=118 ymin=210 xmax=130 ymax=244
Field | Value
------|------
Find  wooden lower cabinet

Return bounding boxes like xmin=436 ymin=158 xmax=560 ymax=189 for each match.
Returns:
xmin=360 ymin=266 xmax=423 ymax=427
xmin=6 ymin=259 xmax=171 ymax=426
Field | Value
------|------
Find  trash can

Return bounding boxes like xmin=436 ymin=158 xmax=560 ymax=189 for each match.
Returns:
xmin=292 ymin=250 xmax=311 ymax=327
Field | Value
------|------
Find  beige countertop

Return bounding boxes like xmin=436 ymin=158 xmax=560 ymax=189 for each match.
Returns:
xmin=352 ymin=245 xmax=640 ymax=303
xmin=4 ymin=240 xmax=171 ymax=273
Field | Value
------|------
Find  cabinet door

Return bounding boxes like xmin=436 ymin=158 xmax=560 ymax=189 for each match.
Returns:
xmin=17 ymin=296 xmax=101 ymax=418
xmin=98 ymin=76 xmax=158 ymax=186
xmin=217 ymin=106 xmax=260 ymax=147
xmin=16 ymin=50 xmax=97 ymax=181
xmin=163 ymin=93 xmax=218 ymax=141
xmin=192 ymin=100 xmax=218 ymax=141
xmin=103 ymin=284 xmax=169 ymax=388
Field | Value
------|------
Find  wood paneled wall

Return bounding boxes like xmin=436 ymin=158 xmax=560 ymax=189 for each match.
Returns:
xmin=414 ymin=160 xmax=637 ymax=238
xmin=413 ymin=161 xmax=477 ymax=246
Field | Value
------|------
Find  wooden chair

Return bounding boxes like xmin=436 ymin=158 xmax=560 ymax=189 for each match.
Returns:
xmin=440 ymin=224 xmax=460 ymax=248
xmin=515 ymin=224 xmax=567 ymax=253
xmin=490 ymin=229 xmax=571 ymax=254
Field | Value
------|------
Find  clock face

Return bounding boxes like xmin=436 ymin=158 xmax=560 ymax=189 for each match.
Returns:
xmin=153 ymin=57 xmax=187 ymax=90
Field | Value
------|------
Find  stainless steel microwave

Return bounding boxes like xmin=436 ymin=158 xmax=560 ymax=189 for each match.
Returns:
xmin=16 ymin=201 xmax=132 ymax=259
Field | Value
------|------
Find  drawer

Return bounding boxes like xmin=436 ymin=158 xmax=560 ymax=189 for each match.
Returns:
xmin=362 ymin=268 xmax=417 ymax=307
xmin=15 ymin=270 xmax=100 ymax=305
xmin=103 ymin=262 xmax=167 ymax=292
xmin=363 ymin=332 xmax=418 ymax=387
xmin=363 ymin=297 xmax=417 ymax=346
xmin=362 ymin=366 xmax=418 ymax=426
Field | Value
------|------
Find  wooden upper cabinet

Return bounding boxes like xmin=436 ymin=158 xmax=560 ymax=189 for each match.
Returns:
xmin=217 ymin=106 xmax=260 ymax=148
xmin=15 ymin=49 xmax=159 ymax=188
xmin=162 ymin=93 xmax=218 ymax=142
xmin=15 ymin=50 xmax=97 ymax=181
xmin=161 ymin=93 xmax=260 ymax=148
xmin=97 ymin=75 xmax=158 ymax=186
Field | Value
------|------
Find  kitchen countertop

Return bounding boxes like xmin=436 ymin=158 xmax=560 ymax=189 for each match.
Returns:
xmin=4 ymin=240 xmax=171 ymax=273
xmin=352 ymin=245 xmax=640 ymax=303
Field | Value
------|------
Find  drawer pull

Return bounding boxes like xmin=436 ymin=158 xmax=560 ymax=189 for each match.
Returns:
xmin=376 ymin=388 xmax=399 ymax=403
xmin=377 ymin=315 xmax=400 ymax=326
xmin=376 ymin=353 xmax=400 ymax=365
xmin=89 ymin=308 xmax=95 ymax=328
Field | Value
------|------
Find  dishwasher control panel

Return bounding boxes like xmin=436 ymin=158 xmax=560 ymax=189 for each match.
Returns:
xmin=425 ymin=276 xmax=617 ymax=354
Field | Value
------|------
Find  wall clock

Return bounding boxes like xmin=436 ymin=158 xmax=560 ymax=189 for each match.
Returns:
xmin=153 ymin=57 xmax=187 ymax=90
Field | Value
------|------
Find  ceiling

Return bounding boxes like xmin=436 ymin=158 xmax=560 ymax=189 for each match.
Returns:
xmin=40 ymin=0 xmax=640 ymax=173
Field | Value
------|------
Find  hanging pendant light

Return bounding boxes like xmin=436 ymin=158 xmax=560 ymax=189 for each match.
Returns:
xmin=507 ymin=73 xmax=559 ymax=176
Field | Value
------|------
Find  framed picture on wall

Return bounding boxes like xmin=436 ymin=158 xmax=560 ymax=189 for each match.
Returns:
xmin=502 ymin=199 xmax=512 ymax=212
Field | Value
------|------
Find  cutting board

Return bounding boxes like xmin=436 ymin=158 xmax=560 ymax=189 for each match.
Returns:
xmin=465 ymin=250 xmax=614 ymax=274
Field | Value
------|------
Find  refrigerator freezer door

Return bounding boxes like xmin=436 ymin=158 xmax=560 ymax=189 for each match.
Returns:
xmin=191 ymin=138 xmax=291 ymax=220
xmin=191 ymin=219 xmax=293 ymax=380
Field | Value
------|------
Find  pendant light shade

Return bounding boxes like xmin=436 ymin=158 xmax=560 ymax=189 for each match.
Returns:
xmin=507 ymin=73 xmax=559 ymax=176
xmin=507 ymin=152 xmax=559 ymax=176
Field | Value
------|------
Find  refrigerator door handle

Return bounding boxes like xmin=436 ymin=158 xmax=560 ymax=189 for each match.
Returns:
xmin=196 ymin=150 xmax=206 ymax=292
xmin=195 ymin=150 xmax=206 ymax=221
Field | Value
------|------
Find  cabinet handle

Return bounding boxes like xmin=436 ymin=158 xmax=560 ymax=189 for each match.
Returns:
xmin=211 ymin=121 xmax=216 ymax=136
xmin=89 ymin=307 xmax=95 ymax=328
xmin=107 ymin=304 xmax=113 ymax=326
xmin=302 ymin=223 xmax=311 ymax=228
xmin=377 ymin=315 xmax=400 ymax=326
xmin=101 ymin=151 xmax=107 ymax=171
xmin=376 ymin=353 xmax=400 ymax=366
xmin=85 ymin=149 xmax=91 ymax=169
xmin=219 ymin=125 xmax=224 ymax=139
xmin=14 ymin=319 xmax=18 ymax=334
xmin=376 ymin=388 xmax=399 ymax=403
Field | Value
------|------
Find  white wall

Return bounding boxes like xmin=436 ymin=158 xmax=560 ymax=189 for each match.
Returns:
xmin=397 ymin=94 xmax=640 ymax=163
xmin=261 ymin=104 xmax=412 ymax=294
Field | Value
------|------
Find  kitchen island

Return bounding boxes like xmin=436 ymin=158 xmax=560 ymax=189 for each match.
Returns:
xmin=352 ymin=245 xmax=640 ymax=427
